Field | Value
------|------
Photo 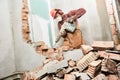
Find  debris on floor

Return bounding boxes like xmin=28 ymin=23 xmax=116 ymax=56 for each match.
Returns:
xmin=22 ymin=41 xmax=120 ymax=80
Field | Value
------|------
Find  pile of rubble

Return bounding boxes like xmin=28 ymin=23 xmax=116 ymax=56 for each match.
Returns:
xmin=23 ymin=41 xmax=120 ymax=80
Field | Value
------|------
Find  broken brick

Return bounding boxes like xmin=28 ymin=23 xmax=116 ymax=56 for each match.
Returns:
xmin=108 ymin=74 xmax=119 ymax=80
xmin=98 ymin=51 xmax=120 ymax=61
xmin=87 ymin=60 xmax=101 ymax=78
xmin=92 ymin=74 xmax=108 ymax=80
xmin=117 ymin=63 xmax=120 ymax=78
xmin=68 ymin=59 xmax=76 ymax=67
xmin=77 ymin=52 xmax=99 ymax=72
xmin=92 ymin=41 xmax=114 ymax=50
xmin=71 ymin=72 xmax=90 ymax=80
xmin=106 ymin=59 xmax=117 ymax=73
xmin=64 ymin=74 xmax=76 ymax=80
xmin=46 ymin=74 xmax=54 ymax=80
xmin=81 ymin=45 xmax=93 ymax=55
xmin=101 ymin=59 xmax=108 ymax=72
xmin=56 ymin=68 xmax=66 ymax=78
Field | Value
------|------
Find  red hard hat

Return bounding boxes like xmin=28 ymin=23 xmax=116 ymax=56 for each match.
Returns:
xmin=50 ymin=9 xmax=57 ymax=18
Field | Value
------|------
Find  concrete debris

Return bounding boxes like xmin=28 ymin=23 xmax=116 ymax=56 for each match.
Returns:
xmin=23 ymin=41 xmax=120 ymax=80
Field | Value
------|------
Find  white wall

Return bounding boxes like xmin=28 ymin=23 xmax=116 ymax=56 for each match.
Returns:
xmin=0 ymin=0 xmax=45 ymax=78
xmin=50 ymin=0 xmax=112 ymax=44
xmin=10 ymin=0 xmax=45 ymax=72
xmin=0 ymin=0 xmax=16 ymax=78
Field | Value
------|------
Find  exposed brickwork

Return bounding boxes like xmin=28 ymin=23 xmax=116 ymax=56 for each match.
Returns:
xmin=87 ymin=60 xmax=101 ymax=78
xmin=22 ymin=0 xmax=31 ymax=43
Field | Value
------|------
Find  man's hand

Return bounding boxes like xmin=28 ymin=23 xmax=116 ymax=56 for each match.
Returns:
xmin=66 ymin=15 xmax=76 ymax=23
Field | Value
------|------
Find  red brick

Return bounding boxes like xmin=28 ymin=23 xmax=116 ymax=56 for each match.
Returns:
xmin=64 ymin=74 xmax=76 ymax=80
xmin=92 ymin=41 xmax=114 ymax=50
xmin=77 ymin=52 xmax=99 ymax=71
xmin=92 ymin=74 xmax=108 ymax=80
xmin=108 ymin=74 xmax=119 ymax=80
xmin=87 ymin=60 xmax=101 ymax=77
xmin=68 ymin=59 xmax=76 ymax=67
xmin=98 ymin=51 xmax=120 ymax=61
xmin=81 ymin=45 xmax=93 ymax=55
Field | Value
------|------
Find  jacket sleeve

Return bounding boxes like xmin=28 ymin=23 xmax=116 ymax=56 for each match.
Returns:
xmin=68 ymin=8 xmax=86 ymax=19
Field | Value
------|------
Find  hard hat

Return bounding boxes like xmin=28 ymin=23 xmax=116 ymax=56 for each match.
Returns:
xmin=50 ymin=9 xmax=57 ymax=18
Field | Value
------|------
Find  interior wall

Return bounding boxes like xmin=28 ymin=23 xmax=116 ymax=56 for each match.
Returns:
xmin=10 ymin=0 xmax=45 ymax=72
xmin=0 ymin=0 xmax=16 ymax=78
xmin=96 ymin=0 xmax=112 ymax=40
xmin=0 ymin=0 xmax=45 ymax=78
xmin=50 ymin=0 xmax=112 ymax=45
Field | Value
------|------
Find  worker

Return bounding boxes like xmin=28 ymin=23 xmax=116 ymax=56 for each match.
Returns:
xmin=50 ymin=8 xmax=86 ymax=50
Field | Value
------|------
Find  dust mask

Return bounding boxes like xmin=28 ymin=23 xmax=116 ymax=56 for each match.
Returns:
xmin=55 ymin=16 xmax=62 ymax=22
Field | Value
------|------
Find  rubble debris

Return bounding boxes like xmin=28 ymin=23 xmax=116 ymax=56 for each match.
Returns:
xmin=81 ymin=45 xmax=93 ymax=55
xmin=22 ymin=0 xmax=31 ymax=43
xmin=77 ymin=52 xmax=99 ymax=72
xmin=108 ymin=74 xmax=120 ymax=80
xmin=101 ymin=58 xmax=108 ymax=72
xmin=65 ymin=67 xmax=74 ymax=74
xmin=106 ymin=58 xmax=117 ymax=73
xmin=64 ymin=74 xmax=76 ymax=80
xmin=87 ymin=60 xmax=101 ymax=78
xmin=105 ymin=50 xmax=120 ymax=54
xmin=56 ymin=68 xmax=66 ymax=78
xmin=71 ymin=72 xmax=91 ymax=80
xmin=68 ymin=59 xmax=76 ymax=67
xmin=117 ymin=63 xmax=120 ymax=78
xmin=92 ymin=41 xmax=114 ymax=50
xmin=46 ymin=74 xmax=54 ymax=80
xmin=92 ymin=74 xmax=108 ymax=80
xmin=101 ymin=58 xmax=117 ymax=73
xmin=23 ymin=40 xmax=120 ymax=80
xmin=98 ymin=51 xmax=120 ymax=61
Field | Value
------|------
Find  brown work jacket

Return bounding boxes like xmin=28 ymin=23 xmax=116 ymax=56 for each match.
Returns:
xmin=57 ymin=8 xmax=86 ymax=49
